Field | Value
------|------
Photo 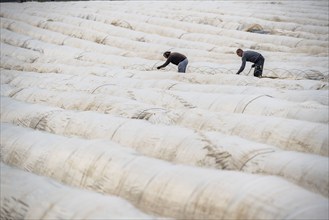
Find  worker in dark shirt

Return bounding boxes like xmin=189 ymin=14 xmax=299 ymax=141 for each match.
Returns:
xmin=157 ymin=51 xmax=188 ymax=73
xmin=236 ymin=48 xmax=265 ymax=77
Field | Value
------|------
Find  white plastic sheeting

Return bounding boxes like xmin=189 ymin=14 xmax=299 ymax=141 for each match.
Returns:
xmin=0 ymin=163 xmax=156 ymax=220
xmin=1 ymin=98 xmax=328 ymax=197
xmin=1 ymin=1 xmax=328 ymax=219
xmin=1 ymin=124 xmax=328 ymax=220
xmin=1 ymin=2 xmax=328 ymax=78
xmin=1 ymin=70 xmax=328 ymax=123
xmin=1 ymin=84 xmax=328 ymax=156
xmin=2 ymin=67 xmax=327 ymax=105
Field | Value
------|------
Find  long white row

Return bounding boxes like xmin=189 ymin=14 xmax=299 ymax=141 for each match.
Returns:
xmin=1 ymin=67 xmax=327 ymax=105
xmin=1 ymin=123 xmax=328 ymax=219
xmin=49 ymin=1 xmax=329 ymax=35
xmin=2 ymin=3 xmax=327 ymax=52
xmin=1 ymin=3 xmax=328 ymax=71
xmin=2 ymin=55 xmax=327 ymax=89
xmin=0 ymin=163 xmax=155 ymax=219
xmin=1 ymin=97 xmax=328 ymax=197
xmin=0 ymin=14 xmax=222 ymax=63
xmin=1 ymin=18 xmax=328 ymax=78
xmin=2 ymin=69 xmax=327 ymax=123
xmin=1 ymin=83 xmax=327 ymax=156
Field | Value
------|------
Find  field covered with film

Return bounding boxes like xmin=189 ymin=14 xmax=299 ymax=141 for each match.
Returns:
xmin=0 ymin=0 xmax=328 ymax=219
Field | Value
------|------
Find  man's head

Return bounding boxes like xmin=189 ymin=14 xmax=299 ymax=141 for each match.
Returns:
xmin=236 ymin=48 xmax=243 ymax=57
xmin=163 ymin=51 xmax=171 ymax=58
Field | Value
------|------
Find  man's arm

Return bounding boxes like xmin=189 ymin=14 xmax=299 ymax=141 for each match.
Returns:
xmin=236 ymin=57 xmax=246 ymax=74
xmin=157 ymin=57 xmax=171 ymax=69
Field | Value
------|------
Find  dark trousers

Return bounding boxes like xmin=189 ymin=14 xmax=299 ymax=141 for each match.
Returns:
xmin=254 ymin=55 xmax=265 ymax=77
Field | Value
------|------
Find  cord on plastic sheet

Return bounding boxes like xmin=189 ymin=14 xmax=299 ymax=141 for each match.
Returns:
xmin=234 ymin=95 xmax=273 ymax=114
